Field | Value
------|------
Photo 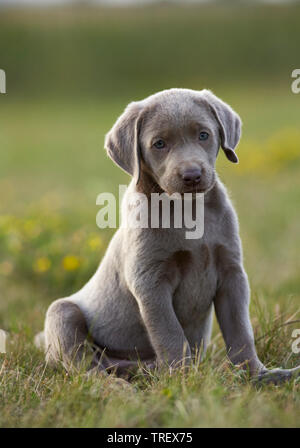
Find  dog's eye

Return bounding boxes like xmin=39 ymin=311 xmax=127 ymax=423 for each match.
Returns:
xmin=199 ymin=131 xmax=209 ymax=141
xmin=153 ymin=139 xmax=166 ymax=149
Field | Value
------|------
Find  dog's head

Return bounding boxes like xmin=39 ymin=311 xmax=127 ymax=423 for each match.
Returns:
xmin=105 ymin=88 xmax=241 ymax=195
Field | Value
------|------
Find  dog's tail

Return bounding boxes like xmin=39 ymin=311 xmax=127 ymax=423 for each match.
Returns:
xmin=34 ymin=331 xmax=45 ymax=351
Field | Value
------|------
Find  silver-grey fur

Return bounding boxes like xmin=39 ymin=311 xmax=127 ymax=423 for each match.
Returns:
xmin=36 ymin=88 xmax=300 ymax=383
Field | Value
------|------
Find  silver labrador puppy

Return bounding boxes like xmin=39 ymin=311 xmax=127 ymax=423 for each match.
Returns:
xmin=36 ymin=88 xmax=300 ymax=383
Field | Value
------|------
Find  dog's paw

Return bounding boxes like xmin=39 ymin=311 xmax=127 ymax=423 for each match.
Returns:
xmin=253 ymin=366 xmax=300 ymax=385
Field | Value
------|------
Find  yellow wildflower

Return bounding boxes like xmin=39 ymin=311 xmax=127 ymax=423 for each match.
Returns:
xmin=224 ymin=127 xmax=300 ymax=176
xmin=161 ymin=388 xmax=173 ymax=398
xmin=63 ymin=255 xmax=80 ymax=271
xmin=33 ymin=257 xmax=51 ymax=273
xmin=87 ymin=235 xmax=103 ymax=251
xmin=23 ymin=219 xmax=41 ymax=239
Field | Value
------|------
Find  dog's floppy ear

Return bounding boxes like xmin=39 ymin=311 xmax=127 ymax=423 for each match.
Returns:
xmin=105 ymin=101 xmax=143 ymax=183
xmin=202 ymin=90 xmax=241 ymax=163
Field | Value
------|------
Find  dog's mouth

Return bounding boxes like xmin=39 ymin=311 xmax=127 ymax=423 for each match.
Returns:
xmin=181 ymin=186 xmax=207 ymax=194
xmin=180 ymin=180 xmax=216 ymax=195
xmin=163 ymin=185 xmax=212 ymax=196
xmin=182 ymin=173 xmax=217 ymax=195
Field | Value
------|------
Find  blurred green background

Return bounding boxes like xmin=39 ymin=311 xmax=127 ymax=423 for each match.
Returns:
xmin=0 ymin=2 xmax=300 ymax=427
xmin=1 ymin=0 xmax=300 ymax=327
xmin=1 ymin=2 xmax=300 ymax=295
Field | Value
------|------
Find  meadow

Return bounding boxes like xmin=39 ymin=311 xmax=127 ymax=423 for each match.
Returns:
xmin=0 ymin=3 xmax=300 ymax=427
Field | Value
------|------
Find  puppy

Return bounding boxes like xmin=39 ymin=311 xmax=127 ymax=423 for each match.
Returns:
xmin=36 ymin=88 xmax=300 ymax=383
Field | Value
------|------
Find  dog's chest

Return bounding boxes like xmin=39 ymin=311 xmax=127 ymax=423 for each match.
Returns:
xmin=170 ymin=240 xmax=218 ymax=325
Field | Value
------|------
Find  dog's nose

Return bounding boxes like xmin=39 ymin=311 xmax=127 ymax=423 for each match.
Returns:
xmin=181 ymin=168 xmax=202 ymax=186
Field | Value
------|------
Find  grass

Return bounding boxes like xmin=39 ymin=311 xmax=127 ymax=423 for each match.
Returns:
xmin=0 ymin=307 xmax=299 ymax=427
xmin=0 ymin=3 xmax=300 ymax=428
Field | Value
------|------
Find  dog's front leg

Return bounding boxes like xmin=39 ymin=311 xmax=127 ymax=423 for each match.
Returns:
xmin=214 ymin=266 xmax=264 ymax=376
xmin=214 ymin=266 xmax=300 ymax=383
xmin=131 ymin=280 xmax=191 ymax=368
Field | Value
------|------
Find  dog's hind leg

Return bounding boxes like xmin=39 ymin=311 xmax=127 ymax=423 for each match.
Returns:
xmin=41 ymin=299 xmax=154 ymax=377
xmin=44 ymin=298 xmax=94 ymax=371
